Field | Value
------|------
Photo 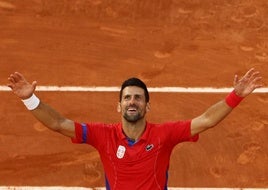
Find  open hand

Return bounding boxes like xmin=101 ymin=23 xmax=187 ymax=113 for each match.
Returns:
xmin=8 ymin=72 xmax=37 ymax=99
xmin=233 ymin=68 xmax=263 ymax=97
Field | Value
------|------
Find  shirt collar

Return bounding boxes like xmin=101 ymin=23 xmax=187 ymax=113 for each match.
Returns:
xmin=117 ymin=122 xmax=150 ymax=142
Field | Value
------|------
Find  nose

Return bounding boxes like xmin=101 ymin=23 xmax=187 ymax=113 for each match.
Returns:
xmin=129 ymin=96 xmax=136 ymax=105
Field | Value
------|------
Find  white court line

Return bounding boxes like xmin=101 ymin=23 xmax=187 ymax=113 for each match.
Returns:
xmin=1 ymin=85 xmax=268 ymax=93
xmin=0 ymin=187 xmax=266 ymax=190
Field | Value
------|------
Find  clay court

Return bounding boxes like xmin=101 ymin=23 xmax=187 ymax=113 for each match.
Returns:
xmin=0 ymin=0 xmax=268 ymax=188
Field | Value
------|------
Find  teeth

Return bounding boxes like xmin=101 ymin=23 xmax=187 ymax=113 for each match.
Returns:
xmin=128 ymin=108 xmax=137 ymax=111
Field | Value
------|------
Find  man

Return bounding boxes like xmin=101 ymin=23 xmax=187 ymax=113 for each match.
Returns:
xmin=7 ymin=68 xmax=262 ymax=189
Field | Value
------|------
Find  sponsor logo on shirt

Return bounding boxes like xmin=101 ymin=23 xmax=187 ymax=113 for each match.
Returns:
xmin=145 ymin=144 xmax=154 ymax=151
xmin=116 ymin=145 xmax=126 ymax=159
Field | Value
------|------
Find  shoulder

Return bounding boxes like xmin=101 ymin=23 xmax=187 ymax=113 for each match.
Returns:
xmin=82 ymin=122 xmax=120 ymax=127
xmin=148 ymin=120 xmax=191 ymax=130
xmin=74 ymin=122 xmax=121 ymax=132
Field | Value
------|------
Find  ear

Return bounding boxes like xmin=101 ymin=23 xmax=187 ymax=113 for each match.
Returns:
xmin=117 ymin=102 xmax=121 ymax=112
xmin=146 ymin=102 xmax=150 ymax=112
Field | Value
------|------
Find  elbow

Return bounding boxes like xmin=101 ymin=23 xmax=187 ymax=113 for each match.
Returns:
xmin=48 ymin=122 xmax=61 ymax=132
xmin=202 ymin=111 xmax=226 ymax=128
xmin=206 ymin=120 xmax=217 ymax=129
xmin=201 ymin=116 xmax=218 ymax=130
xmin=54 ymin=118 xmax=67 ymax=133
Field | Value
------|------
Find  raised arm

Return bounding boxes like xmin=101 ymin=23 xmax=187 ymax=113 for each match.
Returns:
xmin=8 ymin=72 xmax=75 ymax=138
xmin=191 ymin=68 xmax=263 ymax=136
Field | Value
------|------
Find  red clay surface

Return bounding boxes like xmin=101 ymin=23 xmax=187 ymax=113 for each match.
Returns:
xmin=0 ymin=0 xmax=268 ymax=188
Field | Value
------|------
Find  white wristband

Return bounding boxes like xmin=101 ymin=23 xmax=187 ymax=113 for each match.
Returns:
xmin=21 ymin=94 xmax=40 ymax=110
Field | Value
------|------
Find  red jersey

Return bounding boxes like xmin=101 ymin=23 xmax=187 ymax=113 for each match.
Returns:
xmin=71 ymin=120 xmax=198 ymax=190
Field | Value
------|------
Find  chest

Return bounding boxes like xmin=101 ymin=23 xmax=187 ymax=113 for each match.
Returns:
xmin=100 ymin=134 xmax=172 ymax=166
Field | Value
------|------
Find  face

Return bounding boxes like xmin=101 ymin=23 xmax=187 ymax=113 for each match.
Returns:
xmin=118 ymin=86 xmax=150 ymax=123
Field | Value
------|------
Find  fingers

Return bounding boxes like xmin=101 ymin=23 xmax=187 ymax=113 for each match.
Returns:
xmin=7 ymin=72 xmax=31 ymax=91
xmin=233 ymin=68 xmax=263 ymax=97
xmin=14 ymin=72 xmax=26 ymax=81
xmin=7 ymin=83 xmax=13 ymax=89
xmin=243 ymin=68 xmax=263 ymax=93
xmin=8 ymin=72 xmax=20 ymax=83
xmin=233 ymin=74 xmax=239 ymax=86
xmin=7 ymin=72 xmax=37 ymax=99
xmin=249 ymin=70 xmax=261 ymax=81
xmin=240 ymin=68 xmax=262 ymax=83
xmin=246 ymin=68 xmax=263 ymax=87
xmin=234 ymin=68 xmax=254 ymax=84
xmin=244 ymin=68 xmax=256 ymax=79
xmin=7 ymin=74 xmax=16 ymax=89
xmin=252 ymin=76 xmax=263 ymax=88
xmin=8 ymin=72 xmax=28 ymax=85
xmin=10 ymin=72 xmax=23 ymax=83
xmin=8 ymin=75 xmax=15 ymax=83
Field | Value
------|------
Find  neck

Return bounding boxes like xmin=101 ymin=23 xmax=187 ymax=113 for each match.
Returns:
xmin=122 ymin=118 xmax=146 ymax=141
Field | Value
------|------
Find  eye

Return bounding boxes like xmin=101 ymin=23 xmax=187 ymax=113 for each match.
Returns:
xmin=135 ymin=95 xmax=142 ymax=101
xmin=124 ymin=95 xmax=131 ymax=100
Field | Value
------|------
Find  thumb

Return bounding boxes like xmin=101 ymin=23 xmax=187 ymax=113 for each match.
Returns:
xmin=32 ymin=81 xmax=37 ymax=92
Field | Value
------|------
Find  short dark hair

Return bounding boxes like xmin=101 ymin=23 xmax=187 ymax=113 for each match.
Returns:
xmin=119 ymin=77 xmax=149 ymax=102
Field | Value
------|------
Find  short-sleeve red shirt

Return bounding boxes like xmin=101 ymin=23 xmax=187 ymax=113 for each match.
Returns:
xmin=72 ymin=120 xmax=198 ymax=190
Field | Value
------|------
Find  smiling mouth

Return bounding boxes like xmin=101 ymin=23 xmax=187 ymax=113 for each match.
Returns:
xmin=123 ymin=107 xmax=142 ymax=122
xmin=127 ymin=107 xmax=138 ymax=113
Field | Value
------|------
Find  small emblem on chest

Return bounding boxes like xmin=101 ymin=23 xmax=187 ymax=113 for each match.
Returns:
xmin=145 ymin=144 xmax=154 ymax=151
xmin=116 ymin=145 xmax=126 ymax=159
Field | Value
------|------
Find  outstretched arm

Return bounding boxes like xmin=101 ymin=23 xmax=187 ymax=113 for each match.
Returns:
xmin=191 ymin=68 xmax=263 ymax=136
xmin=8 ymin=72 xmax=75 ymax=138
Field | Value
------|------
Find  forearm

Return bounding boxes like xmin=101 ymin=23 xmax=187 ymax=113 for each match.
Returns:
xmin=31 ymin=101 xmax=75 ymax=137
xmin=21 ymin=94 xmax=75 ymax=138
xmin=31 ymin=101 xmax=65 ymax=131
xmin=204 ymin=90 xmax=244 ymax=127
xmin=191 ymin=100 xmax=233 ymax=135
xmin=191 ymin=91 xmax=243 ymax=136
xmin=201 ymin=100 xmax=232 ymax=127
